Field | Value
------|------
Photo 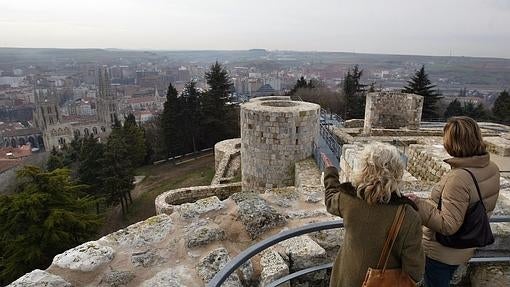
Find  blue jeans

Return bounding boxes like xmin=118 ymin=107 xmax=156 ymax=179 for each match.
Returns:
xmin=424 ymin=257 xmax=459 ymax=287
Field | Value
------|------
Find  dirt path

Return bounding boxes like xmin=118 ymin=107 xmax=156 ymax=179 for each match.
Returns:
xmin=98 ymin=153 xmax=214 ymax=236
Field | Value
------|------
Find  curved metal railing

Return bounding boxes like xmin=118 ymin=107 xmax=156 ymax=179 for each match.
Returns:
xmin=207 ymin=216 xmax=510 ymax=287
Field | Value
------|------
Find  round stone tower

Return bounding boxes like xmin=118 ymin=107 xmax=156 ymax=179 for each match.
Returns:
xmin=241 ymin=99 xmax=320 ymax=192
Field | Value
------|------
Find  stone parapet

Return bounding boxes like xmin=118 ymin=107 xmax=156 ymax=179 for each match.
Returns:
xmin=155 ymin=183 xmax=241 ymax=215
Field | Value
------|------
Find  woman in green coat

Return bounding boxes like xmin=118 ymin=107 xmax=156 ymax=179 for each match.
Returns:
xmin=322 ymin=142 xmax=424 ymax=287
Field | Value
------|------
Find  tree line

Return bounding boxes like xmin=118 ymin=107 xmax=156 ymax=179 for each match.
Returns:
xmin=148 ymin=61 xmax=239 ymax=160
xmin=288 ymin=65 xmax=510 ymax=124
xmin=0 ymin=61 xmax=238 ymax=284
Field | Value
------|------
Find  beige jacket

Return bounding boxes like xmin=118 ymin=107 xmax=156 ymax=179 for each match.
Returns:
xmin=416 ymin=154 xmax=500 ymax=265
xmin=324 ymin=166 xmax=425 ymax=286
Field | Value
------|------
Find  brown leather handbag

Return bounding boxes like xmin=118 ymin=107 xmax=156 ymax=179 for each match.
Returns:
xmin=362 ymin=205 xmax=417 ymax=287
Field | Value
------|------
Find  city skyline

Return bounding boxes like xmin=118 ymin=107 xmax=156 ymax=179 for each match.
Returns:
xmin=2 ymin=0 xmax=510 ymax=59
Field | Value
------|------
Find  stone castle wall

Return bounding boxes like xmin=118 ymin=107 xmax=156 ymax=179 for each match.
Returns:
xmin=240 ymin=100 xmax=320 ymax=192
xmin=364 ymin=92 xmax=424 ymax=134
xmin=407 ymin=144 xmax=451 ymax=182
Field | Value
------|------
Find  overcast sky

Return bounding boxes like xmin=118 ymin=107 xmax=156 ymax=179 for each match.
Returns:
xmin=1 ymin=0 xmax=510 ymax=58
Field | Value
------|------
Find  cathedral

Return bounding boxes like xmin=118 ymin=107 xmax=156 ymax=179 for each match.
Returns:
xmin=33 ymin=67 xmax=120 ymax=149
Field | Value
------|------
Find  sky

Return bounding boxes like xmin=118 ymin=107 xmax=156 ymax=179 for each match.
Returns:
xmin=1 ymin=0 xmax=510 ymax=58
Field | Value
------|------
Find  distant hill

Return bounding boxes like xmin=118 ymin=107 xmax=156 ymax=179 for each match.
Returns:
xmin=1 ymin=48 xmax=509 ymax=88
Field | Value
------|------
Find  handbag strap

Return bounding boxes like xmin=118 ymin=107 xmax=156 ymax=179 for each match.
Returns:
xmin=438 ymin=168 xmax=486 ymax=210
xmin=376 ymin=205 xmax=406 ymax=272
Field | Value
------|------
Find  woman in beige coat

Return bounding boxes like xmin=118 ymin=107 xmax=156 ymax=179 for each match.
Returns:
xmin=409 ymin=116 xmax=500 ymax=287
xmin=323 ymin=142 xmax=424 ymax=287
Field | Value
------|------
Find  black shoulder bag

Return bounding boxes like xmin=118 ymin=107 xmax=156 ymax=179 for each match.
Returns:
xmin=436 ymin=168 xmax=495 ymax=249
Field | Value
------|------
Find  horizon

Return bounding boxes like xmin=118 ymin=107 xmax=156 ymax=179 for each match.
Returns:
xmin=2 ymin=46 xmax=510 ymax=61
xmin=2 ymin=0 xmax=510 ymax=59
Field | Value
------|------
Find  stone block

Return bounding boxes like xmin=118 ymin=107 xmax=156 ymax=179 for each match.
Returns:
xmin=52 ymin=241 xmax=114 ymax=272
xmin=196 ymin=247 xmax=242 ymax=287
xmin=99 ymin=214 xmax=173 ymax=248
xmin=185 ymin=219 xmax=225 ymax=248
xmin=7 ymin=270 xmax=71 ymax=287
xmin=279 ymin=235 xmax=327 ymax=271
xmin=231 ymin=192 xmax=286 ymax=239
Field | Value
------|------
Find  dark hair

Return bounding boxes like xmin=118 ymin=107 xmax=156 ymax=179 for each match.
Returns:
xmin=443 ymin=116 xmax=486 ymax=157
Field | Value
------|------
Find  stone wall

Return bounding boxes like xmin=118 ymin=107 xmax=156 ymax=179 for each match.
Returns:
xmin=240 ymin=100 xmax=320 ymax=192
xmin=155 ymin=183 xmax=241 ymax=215
xmin=485 ymin=137 xmax=510 ymax=157
xmin=363 ymin=92 xmax=423 ymax=134
xmin=407 ymin=144 xmax=451 ymax=182
xmin=212 ymin=138 xmax=241 ymax=184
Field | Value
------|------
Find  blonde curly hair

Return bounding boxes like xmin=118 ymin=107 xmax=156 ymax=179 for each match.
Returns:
xmin=352 ymin=142 xmax=404 ymax=204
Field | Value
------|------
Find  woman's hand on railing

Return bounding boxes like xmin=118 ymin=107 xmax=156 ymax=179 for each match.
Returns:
xmin=321 ymin=152 xmax=334 ymax=168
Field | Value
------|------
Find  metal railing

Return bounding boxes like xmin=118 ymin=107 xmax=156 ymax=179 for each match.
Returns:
xmin=207 ymin=216 xmax=510 ymax=287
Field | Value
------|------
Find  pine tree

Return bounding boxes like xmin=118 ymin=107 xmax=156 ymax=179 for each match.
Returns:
xmin=403 ymin=65 xmax=442 ymax=119
xmin=160 ymin=83 xmax=182 ymax=157
xmin=463 ymin=102 xmax=488 ymax=120
xmin=180 ymin=81 xmax=202 ymax=153
xmin=202 ymin=61 xmax=236 ymax=147
xmin=78 ymin=134 xmax=106 ymax=199
xmin=0 ymin=166 xmax=102 ymax=283
xmin=342 ymin=65 xmax=366 ymax=119
xmin=46 ymin=154 xmax=64 ymax=171
xmin=288 ymin=76 xmax=316 ymax=96
xmin=142 ymin=116 xmax=165 ymax=162
xmin=493 ymin=90 xmax=510 ymax=124
xmin=444 ymin=99 xmax=463 ymax=119
xmin=101 ymin=129 xmax=134 ymax=214
xmin=122 ymin=114 xmax=146 ymax=167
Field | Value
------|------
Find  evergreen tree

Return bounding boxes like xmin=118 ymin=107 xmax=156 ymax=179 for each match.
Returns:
xmin=180 ymin=81 xmax=202 ymax=153
xmin=122 ymin=114 xmax=146 ymax=167
xmin=46 ymin=154 xmax=64 ymax=171
xmin=160 ymin=83 xmax=182 ymax=157
xmin=493 ymin=90 xmax=510 ymax=123
xmin=463 ymin=102 xmax=488 ymax=120
xmin=202 ymin=62 xmax=236 ymax=147
xmin=0 ymin=166 xmax=102 ymax=283
xmin=143 ymin=116 xmax=165 ymax=163
xmin=101 ymin=127 xmax=134 ymax=214
xmin=288 ymin=76 xmax=317 ymax=97
xmin=342 ymin=65 xmax=366 ymax=119
xmin=78 ymin=135 xmax=106 ymax=198
xmin=403 ymin=65 xmax=442 ymax=119
xmin=444 ymin=99 xmax=463 ymax=119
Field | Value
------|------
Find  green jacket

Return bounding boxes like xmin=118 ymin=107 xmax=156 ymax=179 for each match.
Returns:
xmin=324 ymin=166 xmax=424 ymax=287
